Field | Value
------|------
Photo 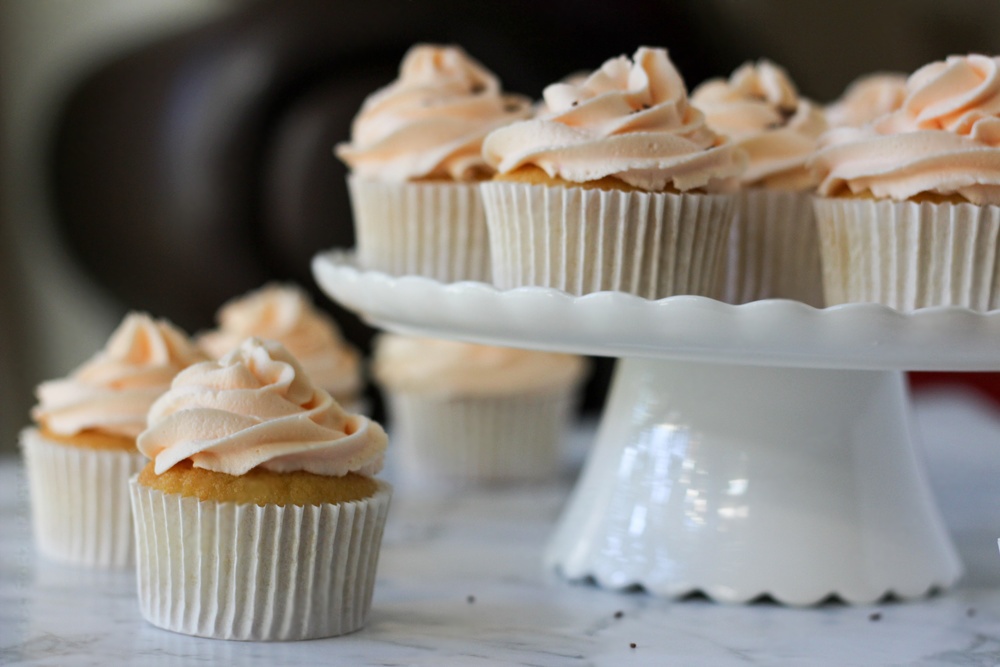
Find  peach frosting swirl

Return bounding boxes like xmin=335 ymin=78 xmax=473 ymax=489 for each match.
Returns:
xmin=372 ymin=335 xmax=587 ymax=397
xmin=335 ymin=44 xmax=532 ymax=181
xmin=198 ymin=284 xmax=362 ymax=399
xmin=815 ymin=54 xmax=1000 ymax=204
xmin=825 ymin=73 xmax=908 ymax=129
xmin=691 ymin=60 xmax=828 ymax=190
xmin=138 ymin=338 xmax=386 ymax=477
xmin=481 ymin=47 xmax=746 ymax=192
xmin=32 ymin=313 xmax=207 ymax=439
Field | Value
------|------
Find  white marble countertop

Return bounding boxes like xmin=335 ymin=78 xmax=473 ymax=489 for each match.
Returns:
xmin=3 ymin=389 xmax=1000 ymax=666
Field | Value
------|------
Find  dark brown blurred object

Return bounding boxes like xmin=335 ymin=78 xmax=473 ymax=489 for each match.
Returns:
xmin=909 ymin=373 xmax=1000 ymax=407
xmin=50 ymin=1 xmax=721 ymax=414
xmin=48 ymin=0 xmax=722 ymax=414
xmin=49 ymin=0 xmax=1000 ymax=414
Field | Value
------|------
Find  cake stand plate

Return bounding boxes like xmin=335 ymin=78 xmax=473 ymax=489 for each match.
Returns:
xmin=314 ymin=251 xmax=999 ymax=605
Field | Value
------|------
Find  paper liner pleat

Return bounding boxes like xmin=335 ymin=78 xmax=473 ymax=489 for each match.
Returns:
xmin=813 ymin=197 xmax=1000 ymax=311
xmin=387 ymin=388 xmax=574 ymax=482
xmin=348 ymin=175 xmax=491 ymax=282
xmin=130 ymin=479 xmax=392 ymax=641
xmin=480 ymin=182 xmax=735 ymax=298
xmin=19 ymin=428 xmax=145 ymax=568
xmin=717 ymin=189 xmax=824 ymax=306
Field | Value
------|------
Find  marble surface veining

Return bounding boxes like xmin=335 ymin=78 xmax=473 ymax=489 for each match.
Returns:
xmin=2 ymin=390 xmax=1000 ymax=666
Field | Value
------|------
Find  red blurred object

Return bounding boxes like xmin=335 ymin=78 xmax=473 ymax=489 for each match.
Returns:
xmin=909 ymin=372 xmax=1000 ymax=407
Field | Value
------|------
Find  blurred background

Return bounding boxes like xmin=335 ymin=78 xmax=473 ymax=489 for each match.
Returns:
xmin=2 ymin=0 xmax=1000 ymax=453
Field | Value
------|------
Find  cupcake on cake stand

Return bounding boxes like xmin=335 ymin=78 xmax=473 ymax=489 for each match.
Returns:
xmin=313 ymin=249 xmax=1000 ymax=605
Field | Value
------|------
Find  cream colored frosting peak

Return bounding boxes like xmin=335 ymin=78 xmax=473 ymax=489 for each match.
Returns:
xmin=198 ymin=283 xmax=362 ymax=399
xmin=335 ymin=44 xmax=531 ymax=181
xmin=825 ymin=73 xmax=908 ymax=128
xmin=815 ymin=54 xmax=1000 ymax=204
xmin=878 ymin=55 xmax=1000 ymax=134
xmin=692 ymin=60 xmax=827 ymax=189
xmin=32 ymin=313 xmax=207 ymax=439
xmin=482 ymin=47 xmax=746 ymax=192
xmin=693 ymin=60 xmax=798 ymax=126
xmin=372 ymin=335 xmax=587 ymax=397
xmin=138 ymin=338 xmax=386 ymax=477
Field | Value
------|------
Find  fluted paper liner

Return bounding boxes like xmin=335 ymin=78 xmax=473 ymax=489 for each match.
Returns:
xmin=717 ymin=189 xmax=824 ymax=306
xmin=480 ymin=181 xmax=735 ymax=298
xmin=130 ymin=478 xmax=392 ymax=641
xmin=814 ymin=197 xmax=1000 ymax=311
xmin=387 ymin=388 xmax=575 ymax=483
xmin=20 ymin=428 xmax=145 ymax=568
xmin=348 ymin=175 xmax=491 ymax=282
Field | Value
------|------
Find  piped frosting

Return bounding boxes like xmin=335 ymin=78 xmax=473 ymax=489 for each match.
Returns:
xmin=482 ymin=47 xmax=746 ymax=192
xmin=138 ymin=338 xmax=386 ymax=477
xmin=336 ymin=44 xmax=531 ymax=181
xmin=32 ymin=313 xmax=206 ymax=439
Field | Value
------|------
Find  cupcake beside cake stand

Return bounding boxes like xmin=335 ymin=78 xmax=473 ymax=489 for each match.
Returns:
xmin=313 ymin=249 xmax=1000 ymax=606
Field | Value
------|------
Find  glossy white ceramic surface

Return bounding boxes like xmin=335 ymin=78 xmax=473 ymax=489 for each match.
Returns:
xmin=311 ymin=249 xmax=981 ymax=604
xmin=545 ymin=358 xmax=962 ymax=605
xmin=313 ymin=250 xmax=1000 ymax=371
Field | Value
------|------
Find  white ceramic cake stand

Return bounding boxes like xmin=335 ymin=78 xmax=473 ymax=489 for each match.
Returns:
xmin=313 ymin=250 xmax=1000 ymax=606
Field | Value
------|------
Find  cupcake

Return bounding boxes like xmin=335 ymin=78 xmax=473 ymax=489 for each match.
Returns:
xmin=812 ymin=54 xmax=1000 ymax=312
xmin=131 ymin=337 xmax=390 ymax=641
xmin=825 ymin=72 xmax=908 ymax=129
xmin=198 ymin=283 xmax=364 ymax=410
xmin=21 ymin=313 xmax=206 ymax=568
xmin=480 ymin=46 xmax=746 ymax=299
xmin=372 ymin=334 xmax=587 ymax=483
xmin=691 ymin=60 xmax=828 ymax=305
xmin=335 ymin=44 xmax=531 ymax=283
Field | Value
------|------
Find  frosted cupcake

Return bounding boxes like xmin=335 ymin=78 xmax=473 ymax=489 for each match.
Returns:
xmin=825 ymin=72 xmax=908 ymax=129
xmin=481 ymin=46 xmax=746 ymax=299
xmin=372 ymin=334 xmax=587 ymax=484
xmin=198 ymin=283 xmax=364 ymax=410
xmin=813 ymin=54 xmax=1000 ymax=311
xmin=336 ymin=44 xmax=531 ymax=283
xmin=131 ymin=337 xmax=390 ymax=641
xmin=691 ymin=60 xmax=828 ymax=305
xmin=21 ymin=313 xmax=206 ymax=568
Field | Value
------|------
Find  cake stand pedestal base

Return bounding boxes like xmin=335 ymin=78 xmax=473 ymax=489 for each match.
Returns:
xmin=545 ymin=358 xmax=963 ymax=605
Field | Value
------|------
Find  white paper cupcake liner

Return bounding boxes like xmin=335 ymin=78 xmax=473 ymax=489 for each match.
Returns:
xmin=19 ymin=428 xmax=146 ymax=568
xmin=347 ymin=175 xmax=491 ymax=282
xmin=130 ymin=478 xmax=392 ymax=641
xmin=480 ymin=181 xmax=735 ymax=299
xmin=386 ymin=387 xmax=575 ymax=483
xmin=717 ymin=189 xmax=824 ymax=306
xmin=813 ymin=197 xmax=1000 ymax=312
